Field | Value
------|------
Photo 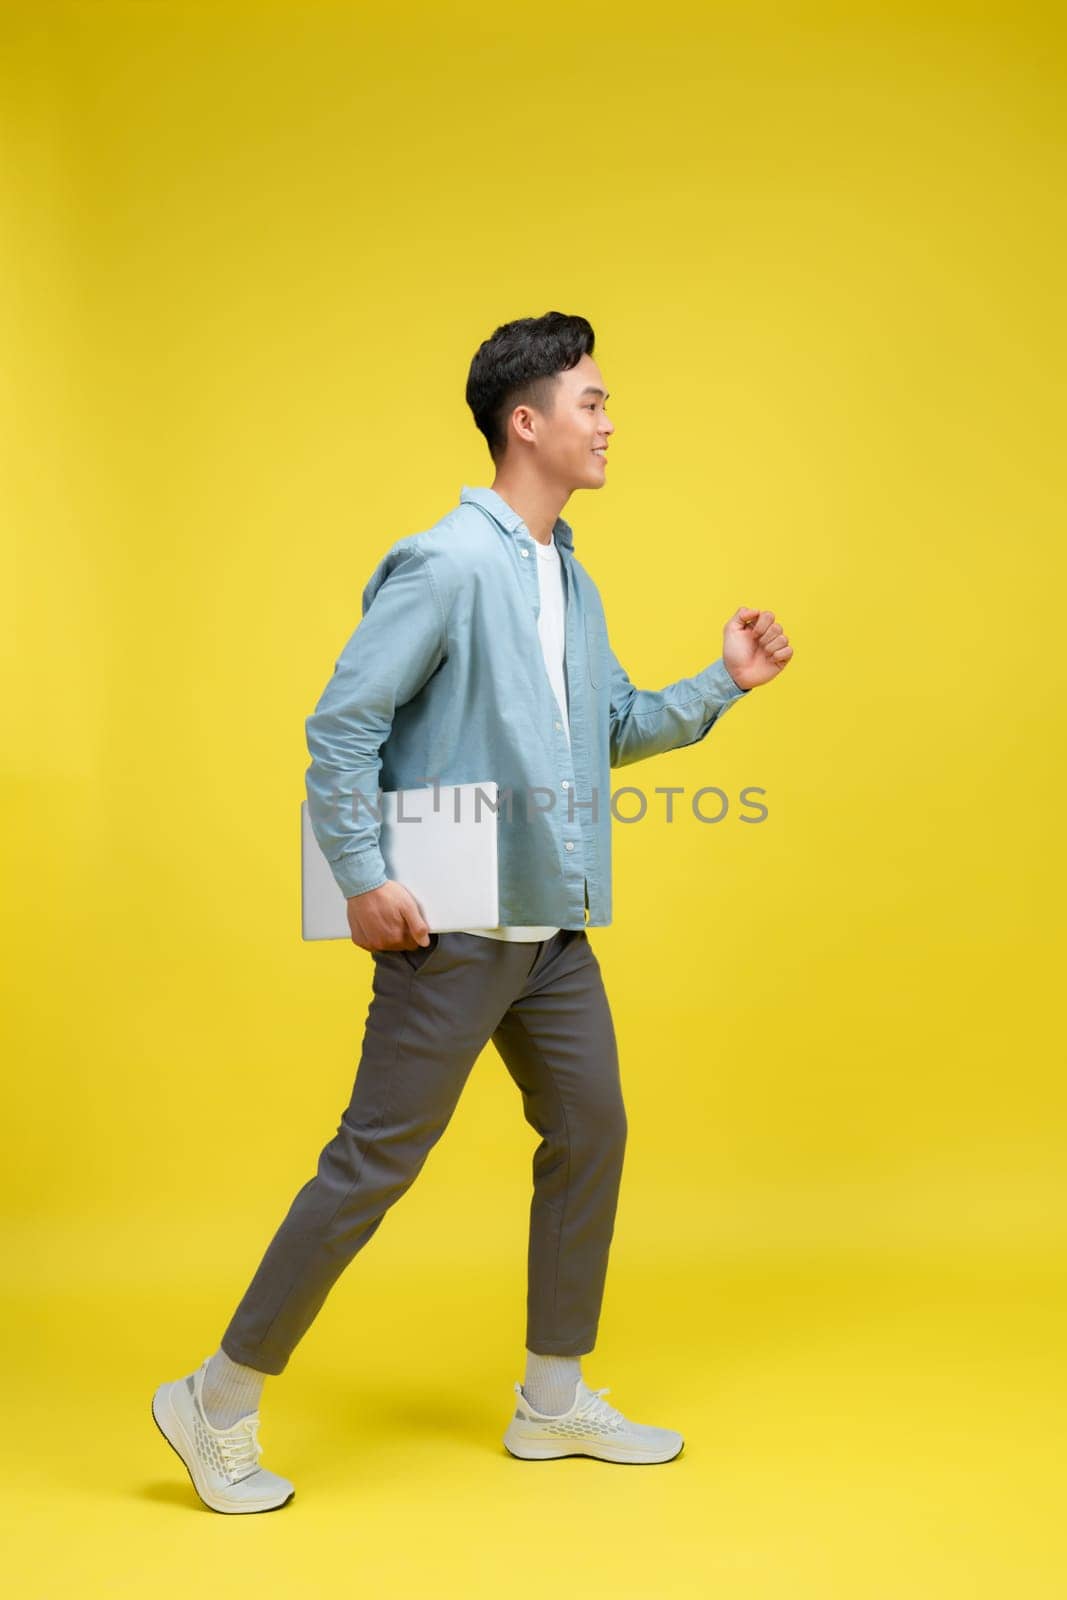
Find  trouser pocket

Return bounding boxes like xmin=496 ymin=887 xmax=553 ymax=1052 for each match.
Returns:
xmin=401 ymin=931 xmax=441 ymax=975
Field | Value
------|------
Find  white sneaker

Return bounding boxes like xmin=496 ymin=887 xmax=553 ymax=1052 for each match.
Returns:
xmin=151 ymin=1356 xmax=295 ymax=1513
xmin=503 ymin=1377 xmax=685 ymax=1464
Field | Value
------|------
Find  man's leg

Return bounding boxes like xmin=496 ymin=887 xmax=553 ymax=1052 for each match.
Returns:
xmin=153 ymin=932 xmax=554 ymax=1513
xmin=490 ymin=929 xmax=628 ymax=1364
xmin=492 ymin=934 xmax=684 ymax=1463
xmin=218 ymin=932 xmax=541 ymax=1376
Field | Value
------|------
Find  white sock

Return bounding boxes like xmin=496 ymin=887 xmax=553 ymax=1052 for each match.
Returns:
xmin=201 ymin=1346 xmax=266 ymax=1428
xmin=522 ymin=1350 xmax=582 ymax=1415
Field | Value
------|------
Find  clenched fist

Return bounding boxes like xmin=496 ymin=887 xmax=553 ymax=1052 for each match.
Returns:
xmin=722 ymin=607 xmax=794 ymax=691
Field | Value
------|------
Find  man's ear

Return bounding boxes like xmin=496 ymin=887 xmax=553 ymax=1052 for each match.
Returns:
xmin=510 ymin=404 xmax=538 ymax=448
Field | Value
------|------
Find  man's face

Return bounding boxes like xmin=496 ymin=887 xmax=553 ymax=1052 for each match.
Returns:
xmin=509 ymin=351 xmax=615 ymax=489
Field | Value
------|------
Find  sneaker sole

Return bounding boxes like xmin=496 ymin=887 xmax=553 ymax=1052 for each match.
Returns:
xmin=151 ymin=1382 xmax=295 ymax=1514
xmin=502 ymin=1432 xmax=684 ymax=1465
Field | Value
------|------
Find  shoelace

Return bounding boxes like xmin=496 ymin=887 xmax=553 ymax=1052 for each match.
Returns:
xmin=573 ymin=1386 xmax=624 ymax=1433
xmin=217 ymin=1415 xmax=264 ymax=1482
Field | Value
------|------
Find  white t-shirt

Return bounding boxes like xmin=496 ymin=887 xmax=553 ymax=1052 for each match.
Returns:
xmin=458 ymin=535 xmax=571 ymax=942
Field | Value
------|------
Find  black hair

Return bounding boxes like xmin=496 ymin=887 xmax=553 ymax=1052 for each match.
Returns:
xmin=465 ymin=311 xmax=596 ymax=463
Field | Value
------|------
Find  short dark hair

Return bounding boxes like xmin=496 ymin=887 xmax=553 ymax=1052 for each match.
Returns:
xmin=466 ymin=311 xmax=596 ymax=463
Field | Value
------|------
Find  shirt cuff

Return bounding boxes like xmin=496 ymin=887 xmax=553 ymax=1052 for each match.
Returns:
xmin=700 ymin=657 xmax=749 ymax=703
xmin=329 ymin=848 xmax=390 ymax=899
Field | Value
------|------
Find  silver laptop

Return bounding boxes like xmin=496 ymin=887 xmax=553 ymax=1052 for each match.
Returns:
xmin=301 ymin=780 xmax=500 ymax=940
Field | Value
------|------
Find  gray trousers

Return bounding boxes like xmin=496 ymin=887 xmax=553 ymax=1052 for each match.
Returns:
xmin=220 ymin=929 xmax=627 ymax=1375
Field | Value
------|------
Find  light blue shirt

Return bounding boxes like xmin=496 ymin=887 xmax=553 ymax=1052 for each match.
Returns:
xmin=304 ymin=485 xmax=749 ymax=928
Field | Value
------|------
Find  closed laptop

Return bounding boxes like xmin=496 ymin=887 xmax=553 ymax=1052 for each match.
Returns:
xmin=301 ymin=781 xmax=500 ymax=940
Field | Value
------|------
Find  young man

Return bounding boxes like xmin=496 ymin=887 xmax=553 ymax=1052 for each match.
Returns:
xmin=151 ymin=312 xmax=793 ymax=1512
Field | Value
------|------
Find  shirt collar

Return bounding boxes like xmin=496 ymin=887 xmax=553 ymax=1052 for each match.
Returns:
xmin=460 ymin=485 xmax=574 ymax=551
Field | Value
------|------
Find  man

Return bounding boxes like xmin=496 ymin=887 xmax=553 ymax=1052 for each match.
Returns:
xmin=151 ymin=311 xmax=793 ymax=1512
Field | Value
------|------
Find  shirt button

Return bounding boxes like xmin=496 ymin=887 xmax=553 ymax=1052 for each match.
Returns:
xmin=565 ymin=841 xmax=575 ymax=852
xmin=520 ymin=549 xmax=529 ymax=558
xmin=561 ymin=780 xmax=570 ymax=789
xmin=554 ymin=720 xmax=562 ymax=731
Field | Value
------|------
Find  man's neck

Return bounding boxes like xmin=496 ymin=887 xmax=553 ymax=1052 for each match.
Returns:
xmin=488 ymin=473 xmax=568 ymax=546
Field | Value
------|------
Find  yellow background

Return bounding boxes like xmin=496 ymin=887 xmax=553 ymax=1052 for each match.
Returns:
xmin=4 ymin=1 xmax=1064 ymax=1594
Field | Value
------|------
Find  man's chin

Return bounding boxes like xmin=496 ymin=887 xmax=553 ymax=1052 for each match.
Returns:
xmin=558 ymin=464 xmax=609 ymax=495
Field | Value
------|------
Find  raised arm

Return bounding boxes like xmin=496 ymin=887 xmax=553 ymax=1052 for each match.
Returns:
xmin=607 ymin=604 xmax=793 ymax=768
xmin=608 ymin=649 xmax=747 ymax=768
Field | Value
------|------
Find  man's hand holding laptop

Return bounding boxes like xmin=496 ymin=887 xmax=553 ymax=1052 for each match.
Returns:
xmin=347 ymin=879 xmax=432 ymax=954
